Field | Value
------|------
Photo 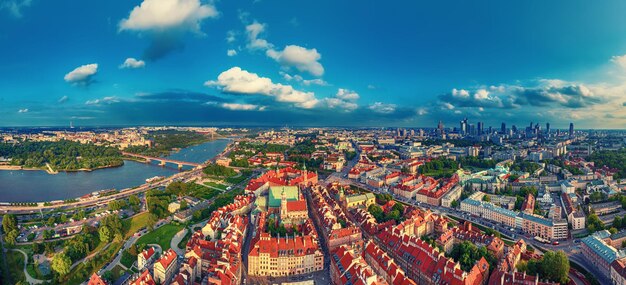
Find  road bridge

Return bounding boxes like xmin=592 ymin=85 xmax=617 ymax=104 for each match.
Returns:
xmin=121 ymin=152 xmax=201 ymax=169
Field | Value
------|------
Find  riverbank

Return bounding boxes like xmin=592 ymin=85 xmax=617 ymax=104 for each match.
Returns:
xmin=0 ymin=139 xmax=233 ymax=204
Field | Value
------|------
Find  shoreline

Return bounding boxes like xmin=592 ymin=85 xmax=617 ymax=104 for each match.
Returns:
xmin=0 ymin=139 xmax=234 ymax=205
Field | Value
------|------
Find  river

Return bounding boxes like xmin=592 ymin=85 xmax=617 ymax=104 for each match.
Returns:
xmin=0 ymin=139 xmax=230 ymax=203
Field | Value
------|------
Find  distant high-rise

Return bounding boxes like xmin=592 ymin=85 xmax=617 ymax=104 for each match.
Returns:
xmin=569 ymin=123 xmax=574 ymax=137
xmin=438 ymin=120 xmax=444 ymax=131
xmin=460 ymin=118 xmax=468 ymax=135
xmin=546 ymin=123 xmax=550 ymax=134
xmin=501 ymin=122 xmax=506 ymax=134
xmin=477 ymin=122 xmax=483 ymax=135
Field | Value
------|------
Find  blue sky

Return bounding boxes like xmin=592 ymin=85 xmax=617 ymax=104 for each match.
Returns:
xmin=1 ymin=0 xmax=626 ymax=128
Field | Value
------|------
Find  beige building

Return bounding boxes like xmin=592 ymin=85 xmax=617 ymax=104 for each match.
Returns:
xmin=248 ymin=234 xmax=324 ymax=277
xmin=441 ymin=185 xmax=463 ymax=208
xmin=153 ymin=249 xmax=178 ymax=284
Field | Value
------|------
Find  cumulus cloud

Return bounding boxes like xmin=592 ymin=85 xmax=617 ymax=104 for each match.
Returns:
xmin=18 ymin=108 xmax=28 ymax=113
xmin=205 ymin=67 xmax=319 ymax=109
xmin=266 ymin=45 xmax=324 ymax=76
xmin=119 ymin=0 xmax=219 ymax=60
xmin=227 ymin=49 xmax=237 ymax=57
xmin=416 ymin=108 xmax=428 ymax=116
xmin=245 ymin=22 xmax=272 ymax=50
xmin=221 ymin=103 xmax=263 ymax=111
xmin=226 ymin=30 xmax=237 ymax=43
xmin=322 ymin=89 xmax=360 ymax=112
xmin=58 ymin=96 xmax=69 ymax=104
xmin=243 ymin=21 xmax=325 ymax=77
xmin=64 ymin=63 xmax=98 ymax=86
xmin=85 ymin=96 xmax=120 ymax=105
xmin=611 ymin=55 xmax=626 ymax=69
xmin=1 ymin=0 xmax=31 ymax=18
xmin=281 ymin=72 xmax=328 ymax=86
xmin=335 ymin=89 xmax=360 ymax=101
xmin=120 ymin=58 xmax=146 ymax=69
xmin=438 ymin=79 xmax=603 ymax=112
xmin=368 ymin=102 xmax=396 ymax=114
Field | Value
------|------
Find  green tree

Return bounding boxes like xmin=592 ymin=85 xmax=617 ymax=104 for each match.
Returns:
xmin=5 ymin=229 xmax=18 ymax=245
xmin=99 ymin=226 xmax=112 ymax=243
xmin=147 ymin=213 xmax=158 ymax=231
xmin=2 ymin=214 xmax=18 ymax=233
xmin=541 ymin=251 xmax=570 ymax=284
xmin=180 ymin=199 xmax=188 ymax=210
xmin=52 ymin=252 xmax=72 ymax=276
xmin=482 ymin=195 xmax=491 ymax=202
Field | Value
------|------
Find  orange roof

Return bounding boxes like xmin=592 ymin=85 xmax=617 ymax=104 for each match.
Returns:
xmin=130 ymin=270 xmax=155 ymax=285
xmin=88 ymin=273 xmax=108 ymax=285
xmin=157 ymin=249 xmax=177 ymax=270
xmin=286 ymin=200 xmax=308 ymax=212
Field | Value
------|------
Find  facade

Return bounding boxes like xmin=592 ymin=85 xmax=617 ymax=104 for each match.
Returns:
xmin=441 ymin=185 xmax=463 ymax=208
xmin=153 ymin=249 xmax=178 ymax=284
xmin=248 ymin=233 xmax=324 ymax=277
xmin=137 ymin=247 xmax=155 ymax=271
xmin=611 ymin=258 xmax=626 ymax=285
xmin=519 ymin=213 xmax=568 ymax=241
xmin=460 ymin=195 xmax=569 ymax=241
xmin=581 ymin=231 xmax=626 ymax=280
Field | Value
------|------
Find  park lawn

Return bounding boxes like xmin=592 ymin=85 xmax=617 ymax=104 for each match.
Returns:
xmin=123 ymin=211 xmax=150 ymax=239
xmin=135 ymin=224 xmax=183 ymax=251
xmin=189 ymin=186 xmax=221 ymax=200
xmin=6 ymin=250 xmax=26 ymax=284
xmin=204 ymin=182 xmax=228 ymax=190
xmin=225 ymin=170 xmax=253 ymax=184
xmin=64 ymin=241 xmax=122 ymax=285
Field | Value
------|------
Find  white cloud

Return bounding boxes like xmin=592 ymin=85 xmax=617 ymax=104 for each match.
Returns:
xmin=442 ymin=102 xmax=455 ymax=110
xmin=120 ymin=58 xmax=146 ymax=69
xmin=227 ymin=49 xmax=237 ymax=57
xmin=245 ymin=22 xmax=272 ymax=50
xmin=335 ymin=88 xmax=359 ymax=101
xmin=281 ymin=72 xmax=328 ymax=86
xmin=64 ymin=63 xmax=98 ymax=85
xmin=1 ymin=0 xmax=32 ymax=18
xmin=368 ymin=102 xmax=396 ymax=114
xmin=452 ymin=88 xmax=470 ymax=98
xmin=322 ymin=89 xmax=360 ymax=112
xmin=226 ymin=30 xmax=237 ymax=43
xmin=324 ymin=98 xmax=357 ymax=111
xmin=243 ymin=22 xmax=324 ymax=77
xmin=18 ymin=108 xmax=28 ymax=113
xmin=367 ymin=84 xmax=376 ymax=89
xmin=58 ymin=96 xmax=69 ymax=103
xmin=267 ymin=45 xmax=324 ymax=76
xmin=221 ymin=103 xmax=262 ymax=111
xmin=85 ymin=96 xmax=120 ymax=105
xmin=416 ymin=108 xmax=428 ymax=116
xmin=474 ymin=89 xmax=489 ymax=100
xmin=611 ymin=55 xmax=626 ymax=69
xmin=205 ymin=67 xmax=319 ymax=109
xmin=119 ymin=0 xmax=218 ymax=32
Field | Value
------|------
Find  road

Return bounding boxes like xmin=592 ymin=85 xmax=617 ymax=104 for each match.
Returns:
xmin=170 ymin=228 xmax=188 ymax=256
xmin=9 ymin=249 xmax=45 ymax=284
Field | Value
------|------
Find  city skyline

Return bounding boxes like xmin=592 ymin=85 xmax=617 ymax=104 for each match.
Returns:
xmin=2 ymin=1 xmax=626 ymax=128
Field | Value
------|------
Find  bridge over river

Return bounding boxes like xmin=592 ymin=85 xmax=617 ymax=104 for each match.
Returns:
xmin=121 ymin=152 xmax=202 ymax=169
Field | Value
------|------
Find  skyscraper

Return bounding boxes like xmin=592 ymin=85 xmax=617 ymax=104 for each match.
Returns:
xmin=501 ymin=122 xmax=506 ymax=134
xmin=569 ymin=123 xmax=574 ymax=138
xmin=460 ymin=118 xmax=468 ymax=135
xmin=477 ymin=122 xmax=483 ymax=135
xmin=546 ymin=123 xmax=550 ymax=134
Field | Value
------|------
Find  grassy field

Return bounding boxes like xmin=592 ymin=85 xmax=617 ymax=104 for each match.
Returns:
xmin=136 ymin=224 xmax=183 ymax=251
xmin=123 ymin=212 xmax=150 ymax=239
xmin=6 ymin=250 xmax=26 ymax=283
xmin=204 ymin=181 xmax=228 ymax=190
